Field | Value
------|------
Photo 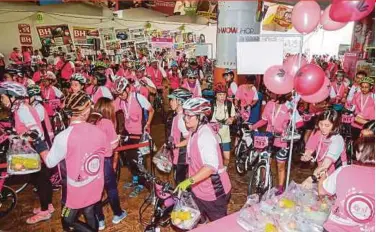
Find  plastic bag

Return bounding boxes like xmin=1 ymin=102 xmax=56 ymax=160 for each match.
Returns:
xmin=171 ymin=192 xmax=201 ymax=230
xmin=7 ymin=137 xmax=41 ymax=175
xmin=152 ymin=146 xmax=172 ymax=173
xmin=138 ymin=132 xmax=157 ymax=155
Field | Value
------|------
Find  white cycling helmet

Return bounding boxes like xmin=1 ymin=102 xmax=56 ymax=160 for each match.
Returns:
xmin=182 ymin=97 xmax=211 ymax=116
xmin=0 ymin=81 xmax=28 ymax=98
xmin=71 ymin=73 xmax=86 ymax=85
xmin=113 ymin=77 xmax=129 ymax=94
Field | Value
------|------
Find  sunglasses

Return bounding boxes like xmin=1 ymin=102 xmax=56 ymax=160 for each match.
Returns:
xmin=188 ymin=77 xmax=197 ymax=80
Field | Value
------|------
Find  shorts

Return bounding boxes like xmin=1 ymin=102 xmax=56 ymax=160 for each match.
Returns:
xmin=220 ymin=142 xmax=231 ymax=152
xmin=193 ymin=192 xmax=231 ymax=222
xmin=272 ymin=146 xmax=289 ymax=162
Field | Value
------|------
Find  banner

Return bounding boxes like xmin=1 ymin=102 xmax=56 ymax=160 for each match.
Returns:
xmin=129 ymin=28 xmax=145 ymax=41
xmin=173 ymin=1 xmax=197 ymax=16
xmin=36 ymin=24 xmax=73 ymax=48
xmin=343 ymin=52 xmax=359 ymax=79
xmin=18 ymin=24 xmax=31 ymax=34
xmin=73 ymin=27 xmax=99 ymax=39
xmin=18 ymin=24 xmax=32 ymax=48
xmin=196 ymin=0 xmax=218 ymax=20
xmin=151 ymin=37 xmax=174 ymax=48
xmin=152 ymin=0 xmax=176 ymax=15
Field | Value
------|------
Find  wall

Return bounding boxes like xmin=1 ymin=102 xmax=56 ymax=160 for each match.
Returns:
xmin=0 ymin=6 xmax=217 ymax=64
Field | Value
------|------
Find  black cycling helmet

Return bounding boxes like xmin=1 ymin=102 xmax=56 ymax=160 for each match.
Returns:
xmin=222 ymin=68 xmax=234 ymax=77
xmin=63 ymin=90 xmax=92 ymax=117
xmin=93 ymin=72 xmax=107 ymax=86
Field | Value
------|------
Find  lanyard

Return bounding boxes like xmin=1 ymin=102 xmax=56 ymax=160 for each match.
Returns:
xmin=121 ymin=94 xmax=133 ymax=120
xmin=271 ymin=103 xmax=282 ymax=131
xmin=360 ymin=94 xmax=370 ymax=112
xmin=335 ymin=83 xmax=343 ymax=95
xmin=312 ymin=135 xmax=325 ymax=162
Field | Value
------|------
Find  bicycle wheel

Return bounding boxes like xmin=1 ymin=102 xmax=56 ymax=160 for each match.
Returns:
xmin=4 ymin=175 xmax=30 ymax=194
xmin=235 ymin=141 xmax=247 ymax=175
xmin=0 ymin=185 xmax=17 ymax=218
xmin=248 ymin=161 xmax=273 ymax=197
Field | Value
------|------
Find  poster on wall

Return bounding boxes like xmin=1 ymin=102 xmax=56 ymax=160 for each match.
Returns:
xmin=135 ymin=41 xmax=151 ymax=58
xmin=99 ymin=27 xmax=115 ymax=51
xmin=18 ymin=24 xmax=33 ymax=51
xmin=262 ymin=4 xmax=293 ymax=32
xmin=115 ymin=28 xmax=130 ymax=41
xmin=72 ymin=26 xmax=100 ymax=57
xmin=183 ymin=32 xmax=196 ymax=43
xmin=343 ymin=52 xmax=359 ymax=79
xmin=172 ymin=31 xmax=183 ymax=43
xmin=173 ymin=1 xmax=197 ymax=16
xmin=36 ymin=24 xmax=73 ymax=53
xmin=129 ymin=28 xmax=146 ymax=41
xmin=120 ymin=40 xmax=137 ymax=60
xmin=196 ymin=0 xmax=218 ymax=20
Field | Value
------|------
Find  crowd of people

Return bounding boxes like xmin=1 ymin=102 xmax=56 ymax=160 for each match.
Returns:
xmin=0 ymin=46 xmax=374 ymax=232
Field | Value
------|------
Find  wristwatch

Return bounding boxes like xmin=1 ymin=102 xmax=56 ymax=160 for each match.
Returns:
xmin=311 ymin=175 xmax=318 ymax=183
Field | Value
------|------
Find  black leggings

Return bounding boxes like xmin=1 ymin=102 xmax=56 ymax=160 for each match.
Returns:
xmin=61 ymin=203 xmax=98 ymax=232
xmin=173 ymin=164 xmax=188 ymax=185
xmin=30 ymin=164 xmax=52 ymax=211
xmin=121 ymin=136 xmax=146 ymax=186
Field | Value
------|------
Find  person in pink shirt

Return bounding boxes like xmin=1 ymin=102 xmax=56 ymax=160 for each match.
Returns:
xmin=0 ymin=81 xmax=54 ymax=224
xmin=40 ymin=73 xmax=63 ymax=117
xmin=350 ymin=77 xmax=375 ymax=140
xmin=181 ymin=69 xmax=202 ymax=98
xmin=90 ymin=72 xmax=113 ymax=104
xmin=168 ymin=60 xmax=182 ymax=91
xmin=9 ymin=47 xmax=23 ymax=65
xmin=250 ymin=93 xmax=303 ymax=195
xmin=112 ymin=77 xmax=154 ymax=198
xmin=223 ymin=69 xmax=237 ymax=101
xmin=35 ymin=91 xmax=110 ymax=231
xmin=116 ymin=59 xmax=132 ymax=78
xmin=165 ymin=88 xmax=192 ymax=184
xmin=318 ymin=121 xmax=375 ymax=232
xmin=301 ymin=110 xmax=348 ymax=187
xmin=58 ymin=54 xmax=75 ymax=81
xmin=32 ymin=63 xmax=48 ymax=84
xmin=330 ymin=70 xmax=348 ymax=105
xmin=235 ymin=75 xmax=259 ymax=122
xmin=146 ymin=59 xmax=167 ymax=91
xmin=130 ymin=65 xmax=156 ymax=99
xmin=175 ymin=97 xmax=231 ymax=222
xmin=346 ymin=71 xmax=367 ymax=104
xmin=87 ymin=98 xmax=127 ymax=230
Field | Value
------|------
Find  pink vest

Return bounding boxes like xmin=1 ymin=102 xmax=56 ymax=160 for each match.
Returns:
xmin=331 ymin=82 xmax=346 ymax=99
xmin=169 ymin=71 xmax=180 ymax=90
xmin=60 ymin=122 xmax=107 ymax=209
xmin=115 ymin=94 xmax=143 ymax=135
xmin=116 ymin=68 xmax=131 ymax=78
xmin=187 ymin=125 xmax=231 ymax=201
xmin=182 ymin=80 xmax=200 ymax=98
xmin=14 ymin=104 xmax=43 ymax=136
xmin=41 ymin=86 xmax=60 ymax=117
xmin=324 ymin=165 xmax=375 ymax=232
xmin=133 ymin=84 xmax=149 ymax=99
xmin=351 ymin=93 xmax=375 ymax=129
xmin=85 ymin=85 xmax=94 ymax=95
xmin=306 ymin=131 xmax=347 ymax=174
xmin=61 ymin=62 xmax=74 ymax=80
xmin=171 ymin=113 xmax=186 ymax=165
xmin=146 ymin=67 xmax=163 ymax=89
xmin=32 ymin=71 xmax=42 ymax=83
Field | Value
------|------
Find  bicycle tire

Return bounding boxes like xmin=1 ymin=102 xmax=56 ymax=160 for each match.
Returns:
xmin=248 ymin=161 xmax=273 ymax=197
xmin=0 ymin=185 xmax=17 ymax=218
xmin=235 ymin=141 xmax=247 ymax=175
xmin=4 ymin=175 xmax=30 ymax=194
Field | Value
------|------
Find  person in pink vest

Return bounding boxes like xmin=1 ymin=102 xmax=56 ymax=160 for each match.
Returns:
xmin=70 ymin=73 xmax=87 ymax=94
xmin=15 ymin=69 xmax=35 ymax=88
xmin=250 ymin=93 xmax=303 ymax=195
xmin=166 ymin=88 xmax=192 ymax=184
xmin=22 ymin=47 xmax=32 ymax=66
xmin=330 ymin=70 xmax=348 ymax=105
xmin=235 ymin=75 xmax=259 ymax=122
xmin=116 ymin=59 xmax=132 ymax=78
xmin=181 ymin=69 xmax=202 ymax=98
xmin=57 ymin=54 xmax=75 ymax=81
xmin=90 ymin=72 xmax=113 ymax=104
xmin=347 ymin=70 xmax=367 ymax=104
xmin=146 ymin=59 xmax=167 ymax=91
xmin=0 ymin=81 xmax=54 ymax=224
xmin=175 ymin=97 xmax=231 ymax=222
xmin=9 ymin=47 xmax=23 ymax=65
xmin=350 ymin=77 xmax=375 ymax=140
xmin=40 ymin=73 xmax=63 ymax=117
xmin=222 ymin=68 xmax=237 ymax=101
xmin=318 ymin=121 xmax=375 ymax=232
xmin=113 ymin=77 xmax=155 ymax=198
xmin=131 ymin=64 xmax=156 ymax=99
xmin=168 ymin=60 xmax=182 ymax=91
xmin=33 ymin=91 xmax=110 ymax=231
xmin=301 ymin=109 xmax=348 ymax=188
xmin=87 ymin=98 xmax=127 ymax=230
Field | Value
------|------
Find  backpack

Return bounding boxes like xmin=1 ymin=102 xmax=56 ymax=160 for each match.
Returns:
xmin=134 ymin=93 xmax=148 ymax=133
xmin=209 ymin=100 xmax=232 ymax=121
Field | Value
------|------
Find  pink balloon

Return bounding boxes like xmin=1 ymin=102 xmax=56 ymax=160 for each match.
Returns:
xmin=264 ymin=65 xmax=294 ymax=95
xmin=283 ymin=55 xmax=308 ymax=77
xmin=321 ymin=5 xmax=347 ymax=31
xmin=292 ymin=1 xmax=321 ymax=34
xmin=330 ymin=0 xmax=375 ymax=23
xmin=294 ymin=64 xmax=325 ymax=96
xmin=301 ymin=77 xmax=330 ymax=103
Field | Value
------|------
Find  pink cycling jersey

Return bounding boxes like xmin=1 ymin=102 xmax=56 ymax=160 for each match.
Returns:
xmin=322 ymin=165 xmax=375 ymax=232
xmin=351 ymin=92 xmax=375 ymax=129
xmin=33 ymin=102 xmax=54 ymax=141
xmin=187 ymin=124 xmax=231 ymax=201
xmin=14 ymin=103 xmax=44 ymax=139
xmin=306 ymin=131 xmax=347 ymax=174
xmin=43 ymin=122 xmax=111 ymax=209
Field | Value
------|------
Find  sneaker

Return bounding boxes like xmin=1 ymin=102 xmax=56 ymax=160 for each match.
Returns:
xmin=98 ymin=220 xmax=105 ymax=231
xmin=33 ymin=204 xmax=55 ymax=214
xmin=52 ymin=185 xmax=61 ymax=191
xmin=275 ymin=185 xmax=285 ymax=196
xmin=112 ymin=210 xmax=128 ymax=224
xmin=129 ymin=185 xmax=144 ymax=198
xmin=123 ymin=182 xmax=135 ymax=189
xmin=26 ymin=211 xmax=51 ymax=224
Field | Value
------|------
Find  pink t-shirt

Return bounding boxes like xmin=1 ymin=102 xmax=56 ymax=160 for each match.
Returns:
xmin=96 ymin=118 xmax=119 ymax=154
xmin=41 ymin=86 xmax=63 ymax=117
xmin=116 ymin=68 xmax=132 ymax=78
xmin=168 ymin=70 xmax=181 ymax=90
xmin=23 ymin=51 xmax=31 ymax=63
xmin=32 ymin=71 xmax=43 ymax=83
xmin=187 ymin=124 xmax=231 ymax=201
xmin=323 ymin=165 xmax=375 ymax=232
xmin=146 ymin=67 xmax=163 ymax=89
xmin=44 ymin=122 xmax=111 ymax=209
xmin=306 ymin=131 xmax=347 ymax=174
xmin=61 ymin=61 xmax=75 ymax=81
xmin=182 ymin=79 xmax=202 ymax=98
xmin=10 ymin=51 xmax=22 ymax=64
xmin=351 ymin=93 xmax=375 ymax=129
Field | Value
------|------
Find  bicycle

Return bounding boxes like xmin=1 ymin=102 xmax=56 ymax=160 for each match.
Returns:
xmin=340 ymin=109 xmax=354 ymax=165
xmin=0 ymin=164 xmax=17 ymax=218
xmin=153 ymin=89 xmax=166 ymax=123
xmin=247 ymin=131 xmax=274 ymax=198
xmin=234 ymin=123 xmax=258 ymax=175
xmin=137 ymin=164 xmax=177 ymax=232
